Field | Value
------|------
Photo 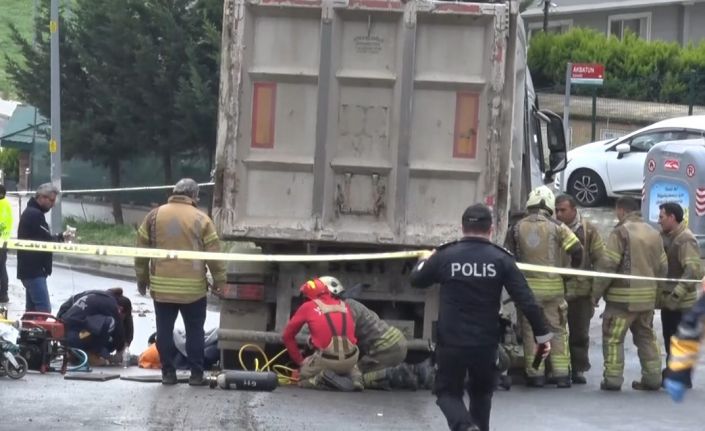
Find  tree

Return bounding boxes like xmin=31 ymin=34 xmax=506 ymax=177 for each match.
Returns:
xmin=5 ymin=0 xmax=224 ymax=223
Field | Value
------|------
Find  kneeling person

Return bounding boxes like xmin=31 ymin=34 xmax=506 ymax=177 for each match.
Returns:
xmin=320 ymin=276 xmax=412 ymax=389
xmin=282 ymin=278 xmax=363 ymax=390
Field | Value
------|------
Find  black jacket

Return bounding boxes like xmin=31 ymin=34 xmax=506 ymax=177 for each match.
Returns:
xmin=17 ymin=197 xmax=63 ymax=280
xmin=58 ymin=290 xmax=134 ymax=347
xmin=410 ymin=236 xmax=550 ymax=347
xmin=57 ymin=291 xmax=126 ymax=355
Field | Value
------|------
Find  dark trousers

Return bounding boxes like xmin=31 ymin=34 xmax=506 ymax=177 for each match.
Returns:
xmin=661 ymin=308 xmax=683 ymax=360
xmin=0 ymin=249 xmax=8 ymax=299
xmin=154 ymin=297 xmax=207 ymax=373
xmin=568 ymin=296 xmax=594 ymax=372
xmin=434 ymin=345 xmax=496 ymax=431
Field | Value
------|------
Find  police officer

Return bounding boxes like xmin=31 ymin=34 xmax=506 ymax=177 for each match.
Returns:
xmin=505 ymin=186 xmax=583 ymax=388
xmin=410 ymin=203 xmax=551 ymax=431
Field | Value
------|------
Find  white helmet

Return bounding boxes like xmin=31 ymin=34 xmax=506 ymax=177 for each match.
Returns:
xmin=319 ymin=276 xmax=344 ymax=296
xmin=526 ymin=185 xmax=555 ymax=213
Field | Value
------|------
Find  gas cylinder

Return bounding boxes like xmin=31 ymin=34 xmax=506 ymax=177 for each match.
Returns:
xmin=209 ymin=370 xmax=278 ymax=391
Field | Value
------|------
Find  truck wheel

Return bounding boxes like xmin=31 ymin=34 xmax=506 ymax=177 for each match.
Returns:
xmin=568 ymin=170 xmax=606 ymax=207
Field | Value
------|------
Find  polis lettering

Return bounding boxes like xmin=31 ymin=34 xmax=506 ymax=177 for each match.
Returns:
xmin=451 ymin=262 xmax=497 ymax=277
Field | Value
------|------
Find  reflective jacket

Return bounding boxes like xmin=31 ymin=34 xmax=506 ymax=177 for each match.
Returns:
xmin=564 ymin=214 xmax=606 ymax=299
xmin=659 ymin=223 xmax=703 ymax=310
xmin=593 ymin=211 xmax=667 ymax=312
xmin=505 ymin=209 xmax=583 ymax=300
xmin=345 ymin=298 xmax=405 ymax=356
xmin=0 ymin=197 xmax=12 ymax=240
xmin=135 ymin=195 xmax=226 ymax=304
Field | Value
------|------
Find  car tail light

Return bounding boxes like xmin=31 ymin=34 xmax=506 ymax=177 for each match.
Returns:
xmin=220 ymin=283 xmax=265 ymax=301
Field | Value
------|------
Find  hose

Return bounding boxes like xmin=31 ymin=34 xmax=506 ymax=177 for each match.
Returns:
xmin=66 ymin=347 xmax=88 ymax=372
xmin=237 ymin=343 xmax=299 ymax=385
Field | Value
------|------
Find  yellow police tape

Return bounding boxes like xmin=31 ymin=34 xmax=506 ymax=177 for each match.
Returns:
xmin=5 ymin=239 xmax=702 ymax=285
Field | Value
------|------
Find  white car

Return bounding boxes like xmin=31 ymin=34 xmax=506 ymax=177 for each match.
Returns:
xmin=555 ymin=115 xmax=705 ymax=206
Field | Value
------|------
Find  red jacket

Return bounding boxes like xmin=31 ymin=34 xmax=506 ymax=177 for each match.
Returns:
xmin=282 ymin=294 xmax=357 ymax=366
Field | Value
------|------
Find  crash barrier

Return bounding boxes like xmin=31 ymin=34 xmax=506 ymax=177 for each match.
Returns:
xmin=2 ymin=238 xmax=703 ymax=284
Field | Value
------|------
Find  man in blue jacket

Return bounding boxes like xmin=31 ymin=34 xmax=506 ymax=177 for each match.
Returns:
xmin=17 ymin=183 xmax=73 ymax=312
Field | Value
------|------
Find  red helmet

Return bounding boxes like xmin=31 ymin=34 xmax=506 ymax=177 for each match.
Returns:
xmin=299 ymin=278 xmax=329 ymax=300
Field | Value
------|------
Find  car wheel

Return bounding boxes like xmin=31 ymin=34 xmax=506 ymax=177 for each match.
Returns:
xmin=567 ymin=170 xmax=606 ymax=207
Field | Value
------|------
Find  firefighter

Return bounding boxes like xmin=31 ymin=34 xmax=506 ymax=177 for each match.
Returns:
xmin=554 ymin=194 xmax=606 ymax=384
xmin=505 ymin=186 xmax=582 ymax=388
xmin=282 ymin=278 xmax=364 ymax=391
xmin=410 ymin=203 xmax=551 ymax=431
xmin=657 ymin=202 xmax=704 ymax=376
xmin=320 ymin=275 xmax=414 ymax=390
xmin=592 ymin=197 xmax=668 ymax=391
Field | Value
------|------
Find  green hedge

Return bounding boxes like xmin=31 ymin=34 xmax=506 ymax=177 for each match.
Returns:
xmin=527 ymin=27 xmax=705 ymax=104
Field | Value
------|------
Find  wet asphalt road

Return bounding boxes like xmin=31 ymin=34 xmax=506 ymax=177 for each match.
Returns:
xmin=4 ymin=207 xmax=705 ymax=430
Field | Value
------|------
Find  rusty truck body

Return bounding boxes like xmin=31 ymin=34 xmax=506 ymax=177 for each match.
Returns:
xmin=212 ymin=0 xmax=567 ymax=360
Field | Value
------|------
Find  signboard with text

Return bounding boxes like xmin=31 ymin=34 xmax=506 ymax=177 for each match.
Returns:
xmin=570 ymin=63 xmax=604 ymax=86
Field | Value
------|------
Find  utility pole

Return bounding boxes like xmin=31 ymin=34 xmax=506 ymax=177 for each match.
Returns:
xmin=543 ymin=0 xmax=550 ymax=32
xmin=50 ymin=0 xmax=63 ymax=231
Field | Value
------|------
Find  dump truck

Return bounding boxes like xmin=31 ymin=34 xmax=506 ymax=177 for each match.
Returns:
xmin=212 ymin=0 xmax=567 ymax=363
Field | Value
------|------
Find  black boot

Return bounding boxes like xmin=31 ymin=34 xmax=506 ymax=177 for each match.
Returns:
xmin=572 ymin=371 xmax=587 ymax=384
xmin=555 ymin=376 xmax=572 ymax=388
xmin=526 ymin=376 xmax=545 ymax=387
xmin=189 ymin=370 xmax=207 ymax=386
xmin=162 ymin=369 xmax=178 ymax=385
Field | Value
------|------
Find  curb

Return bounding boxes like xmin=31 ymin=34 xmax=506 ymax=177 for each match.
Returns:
xmin=53 ymin=254 xmax=137 ymax=282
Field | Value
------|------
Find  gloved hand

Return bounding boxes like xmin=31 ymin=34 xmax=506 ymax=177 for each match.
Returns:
xmin=664 ymin=378 xmax=687 ymax=402
xmin=663 ymin=285 xmax=688 ymax=310
xmin=211 ymin=282 xmax=225 ymax=297
xmin=137 ymin=281 xmax=149 ymax=296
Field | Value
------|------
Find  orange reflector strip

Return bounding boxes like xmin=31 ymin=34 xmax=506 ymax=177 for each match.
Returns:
xmin=221 ymin=283 xmax=265 ymax=301
xmin=453 ymin=92 xmax=479 ymax=159
xmin=252 ymin=82 xmax=276 ymax=148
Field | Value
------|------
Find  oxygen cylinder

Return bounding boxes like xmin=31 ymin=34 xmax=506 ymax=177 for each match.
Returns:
xmin=209 ymin=370 xmax=278 ymax=391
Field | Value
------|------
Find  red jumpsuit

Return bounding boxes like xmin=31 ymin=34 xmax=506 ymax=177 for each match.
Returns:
xmin=282 ymin=294 xmax=357 ymax=365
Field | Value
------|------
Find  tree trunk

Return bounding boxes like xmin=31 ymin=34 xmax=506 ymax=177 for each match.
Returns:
xmin=207 ymin=146 xmax=214 ymax=217
xmin=162 ymin=149 xmax=173 ymax=201
xmin=109 ymin=159 xmax=124 ymax=225
xmin=162 ymin=149 xmax=173 ymax=185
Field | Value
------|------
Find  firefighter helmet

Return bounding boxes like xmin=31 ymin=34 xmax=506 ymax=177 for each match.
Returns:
xmin=319 ymin=276 xmax=344 ymax=296
xmin=299 ymin=278 xmax=329 ymax=300
xmin=526 ymin=185 xmax=556 ymax=214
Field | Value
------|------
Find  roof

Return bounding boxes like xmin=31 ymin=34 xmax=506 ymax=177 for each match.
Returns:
xmin=522 ymin=0 xmax=703 ymax=18
xmin=647 ymin=114 xmax=705 ymax=131
xmin=0 ymin=99 xmax=19 ymax=119
xmin=0 ymin=105 xmax=49 ymax=152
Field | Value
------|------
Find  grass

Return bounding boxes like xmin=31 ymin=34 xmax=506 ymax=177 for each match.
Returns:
xmin=0 ymin=0 xmax=34 ymax=99
xmin=64 ymin=216 xmax=138 ymax=247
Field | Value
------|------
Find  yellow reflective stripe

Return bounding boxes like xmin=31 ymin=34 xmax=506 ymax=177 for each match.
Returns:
xmin=526 ymin=278 xmax=564 ymax=298
xmin=604 ymin=249 xmax=621 ymax=262
xmin=606 ymin=287 xmax=656 ymax=303
xmin=562 ymin=235 xmax=579 ymax=251
xmin=150 ymin=275 xmax=207 ymax=295
xmin=605 ymin=316 xmax=626 ymax=377
xmin=137 ymin=226 xmax=149 ymax=240
xmin=204 ymin=232 xmax=219 ymax=244
xmin=372 ymin=327 xmax=404 ymax=352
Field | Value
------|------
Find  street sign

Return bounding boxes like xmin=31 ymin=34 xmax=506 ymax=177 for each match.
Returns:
xmin=570 ymin=63 xmax=604 ymax=86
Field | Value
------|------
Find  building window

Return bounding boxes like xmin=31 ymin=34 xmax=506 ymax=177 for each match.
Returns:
xmin=607 ymin=13 xmax=651 ymax=40
xmin=527 ymin=20 xmax=573 ymax=39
